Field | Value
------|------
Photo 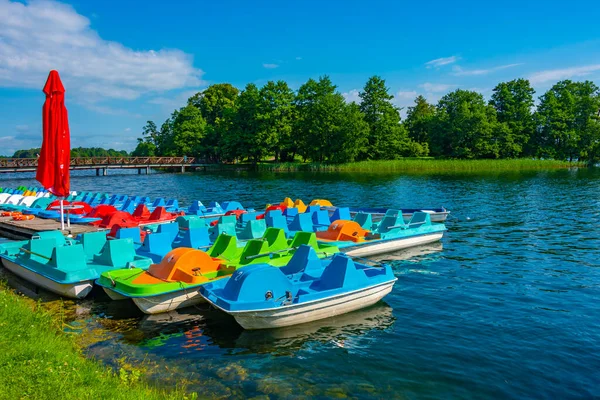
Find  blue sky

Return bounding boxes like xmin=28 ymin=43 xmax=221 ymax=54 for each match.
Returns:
xmin=1 ymin=0 xmax=599 ymax=155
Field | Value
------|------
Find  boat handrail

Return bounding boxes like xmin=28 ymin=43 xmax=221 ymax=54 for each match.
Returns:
xmin=19 ymin=247 xmax=52 ymax=261
xmin=244 ymin=246 xmax=298 ymax=260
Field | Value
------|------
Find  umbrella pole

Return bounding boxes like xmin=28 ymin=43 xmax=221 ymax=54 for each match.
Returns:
xmin=60 ymin=198 xmax=65 ymax=230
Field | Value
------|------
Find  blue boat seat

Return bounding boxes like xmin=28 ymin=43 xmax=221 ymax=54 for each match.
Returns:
xmin=239 ymin=212 xmax=257 ymax=224
xmin=176 ymin=215 xmax=207 ymax=229
xmin=352 ymin=212 xmax=373 ymax=231
xmin=114 ymin=227 xmax=142 ymax=247
xmin=331 ymin=207 xmax=351 ymax=222
xmin=288 ymin=213 xmax=314 ymax=233
xmin=36 ymin=231 xmax=67 ymax=247
xmin=210 ymin=222 xmax=236 ymax=242
xmin=221 ymin=264 xmax=293 ymax=303
xmin=165 ymin=199 xmax=179 ymax=210
xmin=279 ymin=245 xmax=322 ymax=278
xmin=238 ymin=219 xmax=267 ymax=240
xmin=311 ymin=210 xmax=331 ymax=230
xmin=157 ymin=223 xmax=179 ymax=242
xmin=265 ymin=210 xmax=288 ymax=233
xmin=150 ymin=198 xmax=166 ymax=208
xmin=283 ymin=207 xmax=298 ymax=219
xmin=50 ymin=245 xmax=87 ymax=272
xmin=23 ymin=238 xmax=57 ymax=264
xmin=310 ymin=254 xmax=364 ymax=291
xmin=188 ymin=200 xmax=207 ymax=213
xmin=140 ymin=232 xmax=173 ymax=259
xmin=79 ymin=232 xmax=108 ymax=260
xmin=375 ymin=210 xmax=405 ymax=234
xmin=221 ymin=201 xmax=244 ymax=212
xmin=406 ymin=212 xmax=430 ymax=228
xmin=173 ymin=227 xmax=210 ymax=249
xmin=94 ymin=239 xmax=136 ymax=267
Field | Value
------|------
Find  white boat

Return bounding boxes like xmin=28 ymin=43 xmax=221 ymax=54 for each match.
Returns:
xmin=341 ymin=231 xmax=444 ymax=257
xmin=132 ymin=290 xmax=205 ymax=315
xmin=0 ymin=258 xmax=93 ymax=299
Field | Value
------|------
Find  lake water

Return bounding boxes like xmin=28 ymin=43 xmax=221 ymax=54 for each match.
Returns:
xmin=1 ymin=168 xmax=599 ymax=399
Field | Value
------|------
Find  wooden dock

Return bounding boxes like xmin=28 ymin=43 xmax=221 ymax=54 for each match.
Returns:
xmin=0 ymin=217 xmax=101 ymax=240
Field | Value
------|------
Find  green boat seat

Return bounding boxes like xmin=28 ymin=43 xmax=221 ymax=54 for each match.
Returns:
xmin=289 ymin=231 xmax=319 ymax=249
xmin=49 ymin=245 xmax=87 ymax=272
xmin=208 ymin=234 xmax=239 ymax=261
xmin=264 ymin=228 xmax=289 ymax=249
xmin=239 ymin=239 xmax=270 ymax=265
xmin=93 ymin=239 xmax=136 ymax=267
xmin=79 ymin=232 xmax=108 ymax=260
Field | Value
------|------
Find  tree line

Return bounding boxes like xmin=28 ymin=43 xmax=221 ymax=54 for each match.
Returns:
xmin=132 ymin=76 xmax=599 ymax=164
xmin=10 ymin=147 xmax=128 ymax=158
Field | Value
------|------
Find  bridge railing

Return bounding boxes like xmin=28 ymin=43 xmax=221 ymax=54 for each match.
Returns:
xmin=0 ymin=156 xmax=196 ymax=168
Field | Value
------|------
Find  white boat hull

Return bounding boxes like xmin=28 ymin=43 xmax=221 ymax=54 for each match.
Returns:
xmin=342 ymin=232 xmax=444 ymax=257
xmin=101 ymin=287 xmax=129 ymax=301
xmin=224 ymin=280 xmax=396 ymax=330
xmin=132 ymin=290 xmax=206 ymax=314
xmin=0 ymin=258 xmax=93 ymax=299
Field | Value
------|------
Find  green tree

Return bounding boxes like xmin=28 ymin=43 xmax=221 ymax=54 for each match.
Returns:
xmin=535 ymin=80 xmax=600 ymax=162
xmin=188 ymin=84 xmax=239 ymax=162
xmin=258 ymin=81 xmax=297 ymax=161
xmin=229 ymin=84 xmax=261 ymax=162
xmin=329 ymin=102 xmax=369 ymax=163
xmin=359 ymin=76 xmax=421 ymax=159
xmin=295 ymin=77 xmax=345 ymax=162
xmin=432 ymin=89 xmax=500 ymax=158
xmin=404 ymin=95 xmax=435 ymax=145
xmin=169 ymin=105 xmax=207 ymax=157
xmin=490 ymin=79 xmax=535 ymax=157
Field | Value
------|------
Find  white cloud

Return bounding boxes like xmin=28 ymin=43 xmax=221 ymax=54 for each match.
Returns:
xmin=263 ymin=63 xmax=279 ymax=69
xmin=0 ymin=0 xmax=203 ymax=103
xmin=419 ymin=83 xmax=456 ymax=93
xmin=124 ymin=127 xmax=131 ymax=132
xmin=425 ymin=56 xmax=459 ymax=68
xmin=452 ymin=63 xmax=522 ymax=76
xmin=394 ymin=90 xmax=417 ymax=102
xmin=528 ymin=64 xmax=600 ymax=84
xmin=295 ymin=56 xmax=302 ymax=60
xmin=342 ymin=89 xmax=360 ymax=103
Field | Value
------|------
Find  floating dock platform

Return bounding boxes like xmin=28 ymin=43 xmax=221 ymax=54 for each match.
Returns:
xmin=0 ymin=217 xmax=100 ymax=240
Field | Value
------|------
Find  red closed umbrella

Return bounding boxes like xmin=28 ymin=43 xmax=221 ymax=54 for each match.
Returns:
xmin=36 ymin=70 xmax=71 ymax=229
xmin=37 ymin=70 xmax=70 ymax=197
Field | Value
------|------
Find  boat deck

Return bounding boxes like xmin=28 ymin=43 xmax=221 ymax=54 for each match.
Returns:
xmin=0 ymin=217 xmax=100 ymax=240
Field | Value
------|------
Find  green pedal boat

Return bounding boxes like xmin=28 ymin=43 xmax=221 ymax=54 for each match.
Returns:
xmin=96 ymin=228 xmax=339 ymax=314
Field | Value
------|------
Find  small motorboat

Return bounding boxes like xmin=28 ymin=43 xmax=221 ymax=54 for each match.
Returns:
xmin=0 ymin=231 xmax=152 ymax=299
xmin=199 ymin=245 xmax=397 ymax=329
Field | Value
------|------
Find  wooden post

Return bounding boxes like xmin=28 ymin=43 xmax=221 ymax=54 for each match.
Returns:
xmin=96 ymin=168 xmax=100 ymax=176
xmin=181 ymin=165 xmax=185 ymax=173
xmin=138 ymin=168 xmax=141 ymax=175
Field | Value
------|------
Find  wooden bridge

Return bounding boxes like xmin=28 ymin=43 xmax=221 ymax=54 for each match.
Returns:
xmin=0 ymin=157 xmax=206 ymax=175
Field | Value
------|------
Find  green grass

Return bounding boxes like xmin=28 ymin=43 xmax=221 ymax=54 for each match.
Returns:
xmin=0 ymin=285 xmax=194 ymax=400
xmin=257 ymin=158 xmax=583 ymax=173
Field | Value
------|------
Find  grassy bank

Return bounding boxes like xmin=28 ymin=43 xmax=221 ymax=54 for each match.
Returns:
xmin=0 ymin=285 xmax=191 ymax=400
xmin=257 ymin=158 xmax=584 ymax=173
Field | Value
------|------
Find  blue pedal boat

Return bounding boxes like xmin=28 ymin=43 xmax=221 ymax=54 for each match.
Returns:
xmin=199 ymin=245 xmax=397 ymax=330
xmin=0 ymin=231 xmax=153 ymax=299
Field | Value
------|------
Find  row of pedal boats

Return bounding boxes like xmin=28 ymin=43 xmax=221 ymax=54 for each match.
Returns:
xmin=0 ymin=190 xmax=448 ymax=329
xmin=0 ymin=188 xmax=450 ymax=225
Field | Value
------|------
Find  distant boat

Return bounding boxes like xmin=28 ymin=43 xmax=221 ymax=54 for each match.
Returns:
xmin=199 ymin=245 xmax=397 ymax=329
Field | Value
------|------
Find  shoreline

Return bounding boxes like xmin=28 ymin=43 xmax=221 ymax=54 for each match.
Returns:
xmin=0 ymin=283 xmax=187 ymax=400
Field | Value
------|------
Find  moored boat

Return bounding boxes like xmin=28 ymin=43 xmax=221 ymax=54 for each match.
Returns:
xmin=199 ymin=245 xmax=397 ymax=329
xmin=316 ymin=211 xmax=446 ymax=257
xmin=0 ymin=231 xmax=152 ymax=299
